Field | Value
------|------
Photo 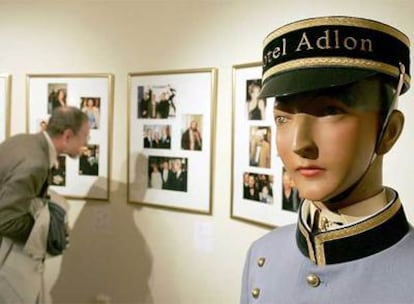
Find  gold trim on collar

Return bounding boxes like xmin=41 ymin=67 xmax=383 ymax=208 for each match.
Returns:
xmin=298 ymin=220 xmax=316 ymax=264
xmin=312 ymin=199 xmax=402 ymax=265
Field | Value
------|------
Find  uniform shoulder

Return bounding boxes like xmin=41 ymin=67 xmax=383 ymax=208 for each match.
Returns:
xmin=251 ymin=224 xmax=296 ymax=251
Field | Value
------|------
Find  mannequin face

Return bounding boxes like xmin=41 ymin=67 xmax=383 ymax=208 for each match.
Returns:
xmin=274 ymin=78 xmax=385 ymax=203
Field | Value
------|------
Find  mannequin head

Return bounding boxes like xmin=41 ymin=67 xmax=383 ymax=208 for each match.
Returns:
xmin=274 ymin=75 xmax=404 ymax=207
xmin=260 ymin=16 xmax=410 ymax=208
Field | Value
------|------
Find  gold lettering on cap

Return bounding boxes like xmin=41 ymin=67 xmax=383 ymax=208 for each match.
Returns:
xmin=295 ymin=30 xmax=374 ymax=53
xmin=263 ymin=38 xmax=287 ymax=66
xmin=316 ymin=30 xmax=331 ymax=50
xmin=360 ymin=38 xmax=373 ymax=52
xmin=264 ymin=29 xmax=374 ymax=69
xmin=296 ymin=32 xmax=314 ymax=51
xmin=344 ymin=36 xmax=358 ymax=50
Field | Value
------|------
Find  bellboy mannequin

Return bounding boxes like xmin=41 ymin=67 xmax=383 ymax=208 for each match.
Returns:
xmin=241 ymin=16 xmax=414 ymax=303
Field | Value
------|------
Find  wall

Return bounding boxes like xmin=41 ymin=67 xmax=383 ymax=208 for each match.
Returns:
xmin=1 ymin=0 xmax=413 ymax=303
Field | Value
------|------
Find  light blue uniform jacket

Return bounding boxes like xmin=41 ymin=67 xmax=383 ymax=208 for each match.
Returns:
xmin=241 ymin=189 xmax=414 ymax=304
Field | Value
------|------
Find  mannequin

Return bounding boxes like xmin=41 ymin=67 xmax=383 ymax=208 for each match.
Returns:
xmin=241 ymin=16 xmax=414 ymax=303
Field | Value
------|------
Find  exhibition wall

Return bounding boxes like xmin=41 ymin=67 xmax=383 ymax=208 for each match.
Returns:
xmin=0 ymin=0 xmax=413 ymax=303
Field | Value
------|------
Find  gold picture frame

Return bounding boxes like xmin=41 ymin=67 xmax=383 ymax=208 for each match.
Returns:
xmin=26 ymin=73 xmax=114 ymax=200
xmin=231 ymin=62 xmax=298 ymax=228
xmin=0 ymin=74 xmax=12 ymax=142
xmin=127 ymin=68 xmax=217 ymax=214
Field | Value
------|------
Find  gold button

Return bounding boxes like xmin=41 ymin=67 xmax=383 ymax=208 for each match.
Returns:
xmin=257 ymin=257 xmax=266 ymax=267
xmin=306 ymin=273 xmax=321 ymax=287
xmin=251 ymin=288 xmax=260 ymax=299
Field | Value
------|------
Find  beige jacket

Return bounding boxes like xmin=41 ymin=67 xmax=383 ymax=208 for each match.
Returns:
xmin=0 ymin=198 xmax=50 ymax=303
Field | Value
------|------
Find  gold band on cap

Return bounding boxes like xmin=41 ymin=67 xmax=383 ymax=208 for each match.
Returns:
xmin=263 ymin=56 xmax=411 ymax=85
xmin=264 ymin=16 xmax=410 ymax=48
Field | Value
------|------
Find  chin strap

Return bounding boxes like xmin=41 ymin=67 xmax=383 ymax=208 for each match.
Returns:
xmin=375 ymin=62 xmax=405 ymax=152
xmin=326 ymin=63 xmax=406 ymax=206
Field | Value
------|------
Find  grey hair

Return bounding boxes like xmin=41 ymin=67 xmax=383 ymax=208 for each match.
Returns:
xmin=46 ymin=106 xmax=88 ymax=137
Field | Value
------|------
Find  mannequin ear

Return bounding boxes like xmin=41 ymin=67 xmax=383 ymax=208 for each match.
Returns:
xmin=376 ymin=109 xmax=404 ymax=155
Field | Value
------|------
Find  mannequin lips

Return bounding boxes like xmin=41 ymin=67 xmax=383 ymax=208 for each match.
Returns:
xmin=297 ymin=166 xmax=325 ymax=177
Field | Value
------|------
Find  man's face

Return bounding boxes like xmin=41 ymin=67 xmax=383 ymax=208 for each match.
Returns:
xmin=274 ymin=78 xmax=383 ymax=203
xmin=65 ymin=121 xmax=90 ymax=159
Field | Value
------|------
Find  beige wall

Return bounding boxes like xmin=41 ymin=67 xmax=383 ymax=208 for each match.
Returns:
xmin=1 ymin=0 xmax=414 ymax=303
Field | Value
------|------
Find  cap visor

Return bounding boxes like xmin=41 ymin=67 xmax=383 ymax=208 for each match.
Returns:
xmin=260 ymin=68 xmax=376 ymax=98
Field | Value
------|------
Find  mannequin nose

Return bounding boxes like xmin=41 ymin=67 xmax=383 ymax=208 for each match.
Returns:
xmin=292 ymin=114 xmax=318 ymax=159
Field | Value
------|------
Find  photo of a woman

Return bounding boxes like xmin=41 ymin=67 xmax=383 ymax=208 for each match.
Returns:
xmin=246 ymin=79 xmax=266 ymax=120
xmin=81 ymin=97 xmax=101 ymax=129
xmin=48 ymin=84 xmax=67 ymax=114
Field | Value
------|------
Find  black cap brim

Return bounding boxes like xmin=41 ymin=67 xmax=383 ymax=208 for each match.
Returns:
xmin=259 ymin=67 xmax=376 ymax=98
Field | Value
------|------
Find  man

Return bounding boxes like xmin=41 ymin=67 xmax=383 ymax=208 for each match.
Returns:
xmin=139 ymin=88 xmax=151 ymax=118
xmin=79 ymin=145 xmax=99 ymax=176
xmin=181 ymin=120 xmax=202 ymax=151
xmin=0 ymin=106 xmax=89 ymax=303
xmin=143 ymin=127 xmax=154 ymax=148
xmin=241 ymin=16 xmax=414 ymax=303
xmin=169 ymin=158 xmax=187 ymax=192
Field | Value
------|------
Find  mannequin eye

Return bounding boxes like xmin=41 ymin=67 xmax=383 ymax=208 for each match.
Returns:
xmin=275 ymin=115 xmax=289 ymax=125
xmin=321 ymin=105 xmax=345 ymax=116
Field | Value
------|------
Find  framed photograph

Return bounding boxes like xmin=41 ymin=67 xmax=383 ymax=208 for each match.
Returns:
xmin=231 ymin=62 xmax=299 ymax=227
xmin=26 ymin=73 xmax=114 ymax=200
xmin=0 ymin=74 xmax=11 ymax=142
xmin=127 ymin=68 xmax=217 ymax=214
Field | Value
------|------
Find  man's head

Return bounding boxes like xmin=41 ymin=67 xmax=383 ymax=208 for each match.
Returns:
xmin=262 ymin=16 xmax=410 ymax=206
xmin=190 ymin=120 xmax=198 ymax=130
xmin=47 ymin=106 xmax=90 ymax=159
xmin=173 ymin=159 xmax=182 ymax=172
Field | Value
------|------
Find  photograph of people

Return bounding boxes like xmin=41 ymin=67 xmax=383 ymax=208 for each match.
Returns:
xmin=246 ymin=79 xmax=266 ymax=120
xmin=48 ymin=84 xmax=67 ymax=114
xmin=137 ymin=84 xmax=177 ymax=119
xmin=243 ymin=172 xmax=273 ymax=204
xmin=81 ymin=97 xmax=100 ymax=129
xmin=249 ymin=126 xmax=271 ymax=168
xmin=143 ymin=125 xmax=171 ymax=149
xmin=148 ymin=157 xmax=188 ymax=192
xmin=51 ymin=155 xmax=66 ymax=186
xmin=282 ymin=168 xmax=301 ymax=212
xmin=181 ymin=115 xmax=202 ymax=151
xmin=79 ymin=144 xmax=99 ymax=176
